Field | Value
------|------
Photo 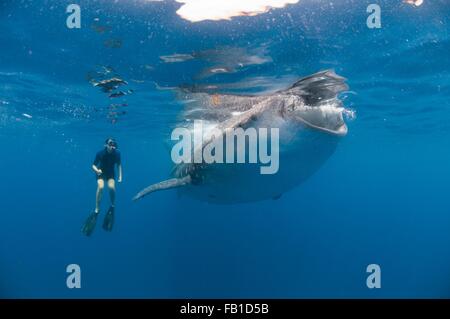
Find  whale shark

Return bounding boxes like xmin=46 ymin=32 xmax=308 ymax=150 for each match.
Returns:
xmin=133 ymin=70 xmax=352 ymax=204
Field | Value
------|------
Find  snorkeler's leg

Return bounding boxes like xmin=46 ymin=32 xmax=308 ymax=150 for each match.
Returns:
xmin=107 ymin=178 xmax=116 ymax=207
xmin=95 ymin=178 xmax=105 ymax=213
xmin=103 ymin=179 xmax=116 ymax=232
xmin=83 ymin=178 xmax=104 ymax=236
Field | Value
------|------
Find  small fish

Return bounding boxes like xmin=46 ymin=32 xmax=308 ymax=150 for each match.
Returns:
xmin=104 ymin=39 xmax=122 ymax=49
xmin=108 ymin=110 xmax=127 ymax=116
xmin=109 ymin=103 xmax=128 ymax=109
xmin=93 ymin=77 xmax=128 ymax=92
xmin=91 ymin=24 xmax=111 ymax=34
xmin=22 ymin=113 xmax=32 ymax=119
xmin=109 ymin=89 xmax=134 ymax=98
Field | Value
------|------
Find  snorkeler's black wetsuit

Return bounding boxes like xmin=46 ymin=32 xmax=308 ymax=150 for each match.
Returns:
xmin=93 ymin=149 xmax=121 ymax=180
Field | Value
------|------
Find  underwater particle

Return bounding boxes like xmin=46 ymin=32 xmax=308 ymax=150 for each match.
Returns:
xmin=104 ymin=39 xmax=122 ymax=48
xmin=22 ymin=113 xmax=32 ymax=119
xmin=403 ymin=0 xmax=423 ymax=6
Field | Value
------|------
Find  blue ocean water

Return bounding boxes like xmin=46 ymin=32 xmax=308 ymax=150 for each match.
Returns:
xmin=0 ymin=0 xmax=449 ymax=298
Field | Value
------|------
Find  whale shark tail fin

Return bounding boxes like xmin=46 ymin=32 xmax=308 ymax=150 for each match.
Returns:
xmin=132 ymin=175 xmax=192 ymax=201
xmin=286 ymin=69 xmax=349 ymax=105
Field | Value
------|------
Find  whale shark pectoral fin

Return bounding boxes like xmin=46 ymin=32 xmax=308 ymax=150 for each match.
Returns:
xmin=132 ymin=175 xmax=192 ymax=201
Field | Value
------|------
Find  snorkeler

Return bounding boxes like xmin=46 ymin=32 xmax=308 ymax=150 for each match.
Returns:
xmin=82 ymin=138 xmax=123 ymax=236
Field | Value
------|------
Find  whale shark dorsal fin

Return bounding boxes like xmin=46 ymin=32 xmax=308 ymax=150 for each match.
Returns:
xmin=133 ymin=175 xmax=192 ymax=201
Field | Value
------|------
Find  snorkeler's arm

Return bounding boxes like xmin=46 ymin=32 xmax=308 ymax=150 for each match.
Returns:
xmin=92 ymin=165 xmax=102 ymax=175
xmin=117 ymin=152 xmax=122 ymax=182
xmin=92 ymin=152 xmax=102 ymax=175
xmin=117 ymin=164 xmax=123 ymax=183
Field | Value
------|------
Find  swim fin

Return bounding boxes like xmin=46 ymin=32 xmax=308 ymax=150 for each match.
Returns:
xmin=82 ymin=212 xmax=98 ymax=237
xmin=102 ymin=206 xmax=115 ymax=232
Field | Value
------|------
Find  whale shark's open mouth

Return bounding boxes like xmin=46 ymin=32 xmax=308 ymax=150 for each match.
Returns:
xmin=294 ymin=103 xmax=352 ymax=136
